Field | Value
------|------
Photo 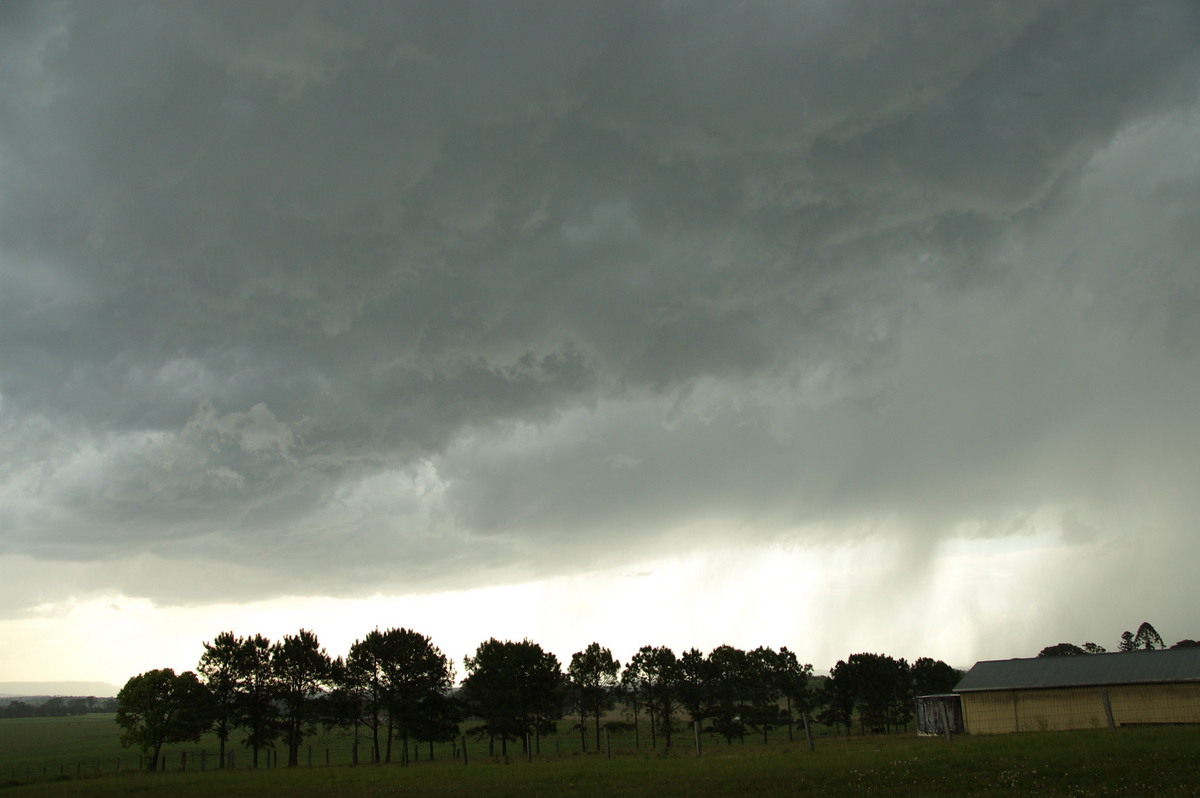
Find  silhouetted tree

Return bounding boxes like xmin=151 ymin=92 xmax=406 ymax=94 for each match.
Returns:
xmin=828 ymin=653 xmax=911 ymax=734
xmin=772 ymin=647 xmax=813 ymax=742
xmin=911 ymin=657 xmax=963 ymax=695
xmin=623 ymin=645 xmax=679 ymax=748
xmin=706 ymin=645 xmax=751 ymax=744
xmin=383 ymin=628 xmax=454 ymax=765
xmin=116 ymin=669 xmax=212 ymax=772
xmin=410 ymin=688 xmax=462 ymax=761
xmin=818 ymin=670 xmax=854 ymax=735
xmin=568 ymin=642 xmax=620 ymax=752
xmin=343 ymin=633 xmax=389 ymax=762
xmin=272 ymin=629 xmax=332 ymax=767
xmin=323 ymin=656 xmax=368 ymax=763
xmin=1171 ymin=639 xmax=1200 ymax=649
xmin=234 ymin=634 xmax=278 ymax=767
xmin=1038 ymin=642 xmax=1087 ymax=657
xmin=676 ymin=647 xmax=709 ymax=729
xmin=1133 ymin=622 xmax=1166 ymax=651
xmin=342 ymin=628 xmax=454 ymax=764
xmin=618 ymin=660 xmax=644 ymax=749
xmin=744 ymin=647 xmax=784 ymax=743
xmin=461 ymin=639 xmax=562 ymax=757
xmin=197 ymin=631 xmax=245 ymax=767
xmin=1120 ymin=623 xmax=1165 ymax=652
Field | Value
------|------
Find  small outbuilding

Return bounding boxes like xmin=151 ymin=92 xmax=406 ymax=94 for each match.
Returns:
xmin=954 ymin=648 xmax=1200 ymax=734
xmin=915 ymin=693 xmax=964 ymax=736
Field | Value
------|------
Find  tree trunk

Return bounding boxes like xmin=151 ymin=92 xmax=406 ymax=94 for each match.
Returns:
xmin=149 ymin=743 xmax=163 ymax=773
xmin=648 ymin=700 xmax=657 ymax=748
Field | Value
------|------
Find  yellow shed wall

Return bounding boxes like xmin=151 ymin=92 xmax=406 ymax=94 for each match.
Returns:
xmin=961 ymin=683 xmax=1200 ymax=734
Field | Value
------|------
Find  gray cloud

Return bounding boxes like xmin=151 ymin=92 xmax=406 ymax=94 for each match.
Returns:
xmin=2 ymin=0 xmax=1200 ymax=639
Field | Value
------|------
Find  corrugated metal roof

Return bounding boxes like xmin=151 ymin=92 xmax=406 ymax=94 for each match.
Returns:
xmin=955 ymin=648 xmax=1200 ymax=692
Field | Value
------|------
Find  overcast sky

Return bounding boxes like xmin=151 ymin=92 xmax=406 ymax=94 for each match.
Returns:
xmin=2 ymin=1 xmax=1200 ymax=686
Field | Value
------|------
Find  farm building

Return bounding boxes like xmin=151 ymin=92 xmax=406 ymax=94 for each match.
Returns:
xmin=914 ymin=693 xmax=964 ymax=736
xmin=954 ymin=648 xmax=1200 ymax=734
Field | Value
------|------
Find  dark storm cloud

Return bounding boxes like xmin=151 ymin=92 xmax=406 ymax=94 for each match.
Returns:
xmin=2 ymin=1 xmax=1200 ymax=609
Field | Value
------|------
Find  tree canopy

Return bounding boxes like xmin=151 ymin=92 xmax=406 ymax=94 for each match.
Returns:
xmin=461 ymin=638 xmax=563 ymax=756
xmin=116 ymin=669 xmax=212 ymax=771
xmin=567 ymin=642 xmax=619 ymax=752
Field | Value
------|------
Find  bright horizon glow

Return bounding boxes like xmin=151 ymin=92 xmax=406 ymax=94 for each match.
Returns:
xmin=0 ymin=532 xmax=1081 ymax=689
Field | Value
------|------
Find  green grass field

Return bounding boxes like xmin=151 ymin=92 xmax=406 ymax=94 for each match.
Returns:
xmin=3 ymin=715 xmax=1200 ymax=796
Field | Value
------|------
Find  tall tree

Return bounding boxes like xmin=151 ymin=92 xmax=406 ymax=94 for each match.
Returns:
xmin=646 ymin=646 xmax=680 ymax=747
xmin=1132 ymin=622 xmax=1166 ymax=651
xmin=568 ymin=642 xmax=620 ymax=752
xmin=521 ymin=644 xmax=566 ymax=751
xmin=410 ymin=688 xmax=463 ymax=761
xmin=235 ymin=633 xmax=277 ymax=767
xmin=676 ymin=647 xmax=710 ymax=730
xmin=461 ymin=638 xmax=562 ymax=757
xmin=272 ymin=629 xmax=332 ymax=767
xmin=115 ymin=669 xmax=212 ymax=771
xmin=618 ymin=660 xmax=644 ymax=749
xmin=374 ymin=628 xmax=455 ymax=765
xmin=324 ymin=656 xmax=368 ymax=764
xmin=706 ymin=645 xmax=750 ymax=744
xmin=819 ymin=668 xmax=854 ymax=735
xmin=344 ymin=632 xmax=390 ymax=762
xmin=197 ymin=631 xmax=246 ymax=768
xmin=773 ymin=647 xmax=813 ymax=742
xmin=828 ymin=653 xmax=912 ymax=734
xmin=622 ymin=645 xmax=679 ymax=748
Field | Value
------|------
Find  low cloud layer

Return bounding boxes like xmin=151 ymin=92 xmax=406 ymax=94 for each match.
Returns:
xmin=2 ymin=0 xmax=1199 ymax=642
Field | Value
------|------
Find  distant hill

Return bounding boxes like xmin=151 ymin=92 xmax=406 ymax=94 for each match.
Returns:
xmin=0 ymin=681 xmax=119 ymax=698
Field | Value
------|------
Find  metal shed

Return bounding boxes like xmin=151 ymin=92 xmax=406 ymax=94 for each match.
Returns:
xmin=954 ymin=648 xmax=1200 ymax=734
xmin=915 ymin=693 xmax=964 ymax=736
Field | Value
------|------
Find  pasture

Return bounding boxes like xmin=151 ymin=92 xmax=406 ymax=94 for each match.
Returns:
xmin=3 ymin=715 xmax=1200 ymax=796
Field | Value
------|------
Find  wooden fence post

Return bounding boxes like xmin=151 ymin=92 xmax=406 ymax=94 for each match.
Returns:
xmin=694 ymin=720 xmax=702 ymax=758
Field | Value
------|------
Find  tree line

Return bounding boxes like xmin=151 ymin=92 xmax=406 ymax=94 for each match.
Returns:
xmin=116 ymin=629 xmax=963 ymax=772
xmin=0 ymin=696 xmax=117 ymax=719
xmin=1036 ymin=621 xmax=1199 ymax=657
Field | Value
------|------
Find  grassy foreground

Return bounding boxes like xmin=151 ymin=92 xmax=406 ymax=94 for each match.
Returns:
xmin=4 ymin=725 xmax=1200 ymax=797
